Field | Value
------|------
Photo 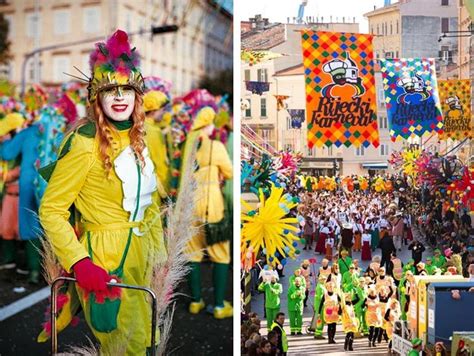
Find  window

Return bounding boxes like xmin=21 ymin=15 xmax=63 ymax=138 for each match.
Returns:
xmin=284 ymin=144 xmax=293 ymax=151
xmin=4 ymin=14 xmax=13 ymax=38
xmin=260 ymin=98 xmax=267 ymax=117
xmin=390 ymin=22 xmax=393 ymax=35
xmin=379 ymin=116 xmax=389 ymax=129
xmin=26 ymin=13 xmax=40 ymax=38
xmin=396 ymin=20 xmax=399 ymax=34
xmin=53 ymin=56 xmax=70 ymax=82
xmin=378 ymin=88 xmax=385 ymax=106
xmin=257 ymin=68 xmax=268 ymax=82
xmin=54 ymin=9 xmax=70 ymax=35
xmin=377 ymin=24 xmax=379 ymax=35
xmin=83 ymin=6 xmax=100 ymax=33
xmin=396 ymin=50 xmax=399 ymax=58
xmin=328 ymin=145 xmax=333 ymax=156
xmin=261 ymin=129 xmax=271 ymax=142
xmin=355 ymin=146 xmax=365 ymax=156
xmin=125 ymin=10 xmax=133 ymax=32
xmin=82 ymin=54 xmax=90 ymax=75
xmin=371 ymin=26 xmax=374 ymax=34
xmin=441 ymin=18 xmax=449 ymax=33
xmin=245 ymin=98 xmax=251 ymax=118
xmin=244 ymin=69 xmax=250 ymax=81
xmin=441 ymin=0 xmax=449 ymax=5
xmin=307 ymin=147 xmax=313 ymax=156
xmin=380 ymin=144 xmax=389 ymax=156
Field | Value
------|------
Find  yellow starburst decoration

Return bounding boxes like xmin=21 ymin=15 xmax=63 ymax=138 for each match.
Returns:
xmin=401 ymin=147 xmax=421 ymax=180
xmin=241 ymin=185 xmax=300 ymax=267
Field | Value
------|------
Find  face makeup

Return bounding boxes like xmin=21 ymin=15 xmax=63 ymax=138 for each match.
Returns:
xmin=100 ymin=86 xmax=136 ymax=121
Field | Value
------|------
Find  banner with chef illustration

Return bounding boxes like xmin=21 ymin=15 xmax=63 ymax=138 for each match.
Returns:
xmin=379 ymin=58 xmax=444 ymax=142
xmin=300 ymin=30 xmax=379 ymax=148
xmin=438 ymin=79 xmax=472 ymax=140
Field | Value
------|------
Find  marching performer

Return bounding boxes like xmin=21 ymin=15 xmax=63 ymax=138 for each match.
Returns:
xmin=342 ymin=291 xmax=360 ymax=351
xmin=258 ymin=275 xmax=283 ymax=331
xmin=321 ymin=281 xmax=341 ymax=344
xmin=38 ymin=30 xmax=168 ymax=354
xmin=365 ymin=285 xmax=383 ymax=347
xmin=287 ymin=276 xmax=305 ymax=335
xmin=183 ymin=104 xmax=233 ymax=318
xmin=384 ymin=297 xmax=401 ymax=353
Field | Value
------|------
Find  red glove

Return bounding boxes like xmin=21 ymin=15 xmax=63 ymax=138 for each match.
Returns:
xmin=72 ymin=258 xmax=111 ymax=292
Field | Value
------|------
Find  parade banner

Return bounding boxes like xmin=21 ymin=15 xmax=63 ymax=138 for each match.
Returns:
xmin=300 ymin=30 xmax=379 ymax=148
xmin=288 ymin=109 xmax=305 ymax=128
xmin=438 ymin=79 xmax=472 ymax=140
xmin=274 ymin=95 xmax=289 ymax=111
xmin=379 ymin=58 xmax=443 ymax=141
xmin=245 ymin=81 xmax=270 ymax=95
xmin=241 ymin=49 xmax=283 ymax=66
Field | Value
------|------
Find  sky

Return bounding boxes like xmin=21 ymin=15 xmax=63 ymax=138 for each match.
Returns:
xmin=240 ymin=0 xmax=388 ymax=33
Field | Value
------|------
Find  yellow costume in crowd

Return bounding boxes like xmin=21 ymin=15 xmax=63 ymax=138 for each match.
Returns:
xmin=182 ymin=107 xmax=233 ymax=318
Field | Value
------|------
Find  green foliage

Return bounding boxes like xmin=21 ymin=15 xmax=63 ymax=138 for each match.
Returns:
xmin=0 ymin=14 xmax=11 ymax=65
xmin=198 ymin=68 xmax=233 ymax=112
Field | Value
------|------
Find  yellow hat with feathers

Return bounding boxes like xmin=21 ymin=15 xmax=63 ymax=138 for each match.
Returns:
xmin=0 ymin=112 xmax=25 ymax=136
xmin=143 ymin=90 xmax=169 ymax=113
xmin=191 ymin=107 xmax=216 ymax=131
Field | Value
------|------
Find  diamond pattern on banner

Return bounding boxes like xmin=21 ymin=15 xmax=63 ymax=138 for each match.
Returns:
xmin=379 ymin=58 xmax=443 ymax=141
xmin=438 ymin=79 xmax=472 ymax=140
xmin=300 ymin=30 xmax=379 ymax=149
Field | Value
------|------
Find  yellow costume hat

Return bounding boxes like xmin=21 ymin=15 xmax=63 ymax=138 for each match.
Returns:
xmin=143 ymin=90 xmax=169 ymax=113
xmin=0 ymin=112 xmax=25 ymax=136
xmin=191 ymin=107 xmax=216 ymax=131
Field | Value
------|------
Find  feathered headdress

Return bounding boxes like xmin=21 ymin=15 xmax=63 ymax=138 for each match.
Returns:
xmin=88 ymin=29 xmax=144 ymax=101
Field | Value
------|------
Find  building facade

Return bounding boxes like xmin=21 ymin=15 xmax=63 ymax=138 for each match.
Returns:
xmin=0 ymin=0 xmax=232 ymax=96
xmin=365 ymin=0 xmax=458 ymax=76
xmin=241 ymin=15 xmax=402 ymax=176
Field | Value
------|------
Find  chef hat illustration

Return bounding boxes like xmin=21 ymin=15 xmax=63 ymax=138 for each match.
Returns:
xmin=322 ymin=59 xmax=347 ymax=76
xmin=397 ymin=75 xmax=414 ymax=90
xmin=343 ymin=52 xmax=359 ymax=83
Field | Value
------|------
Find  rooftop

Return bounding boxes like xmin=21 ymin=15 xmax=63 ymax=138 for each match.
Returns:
xmin=363 ymin=2 xmax=400 ymax=17
xmin=241 ymin=23 xmax=286 ymax=50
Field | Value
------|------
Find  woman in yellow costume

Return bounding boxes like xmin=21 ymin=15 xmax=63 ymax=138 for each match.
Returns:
xmin=181 ymin=105 xmax=233 ymax=319
xmin=38 ymin=30 xmax=168 ymax=354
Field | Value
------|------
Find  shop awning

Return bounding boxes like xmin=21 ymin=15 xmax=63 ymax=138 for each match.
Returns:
xmin=361 ymin=162 xmax=388 ymax=169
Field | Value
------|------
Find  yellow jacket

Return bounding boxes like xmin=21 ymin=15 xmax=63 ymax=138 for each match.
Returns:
xmin=38 ymin=122 xmax=167 ymax=353
xmin=194 ymin=135 xmax=232 ymax=223
xmin=39 ymin=122 xmax=167 ymax=272
xmin=144 ymin=118 xmax=170 ymax=194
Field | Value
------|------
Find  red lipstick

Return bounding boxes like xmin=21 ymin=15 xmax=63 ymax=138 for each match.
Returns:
xmin=111 ymin=104 xmax=128 ymax=112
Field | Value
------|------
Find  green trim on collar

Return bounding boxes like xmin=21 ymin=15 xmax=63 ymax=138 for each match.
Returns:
xmin=77 ymin=122 xmax=96 ymax=138
xmin=108 ymin=119 xmax=133 ymax=131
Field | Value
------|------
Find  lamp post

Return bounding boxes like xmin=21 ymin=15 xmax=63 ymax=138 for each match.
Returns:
xmin=20 ymin=25 xmax=179 ymax=97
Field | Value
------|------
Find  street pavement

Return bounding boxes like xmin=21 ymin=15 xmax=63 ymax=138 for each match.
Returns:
xmin=0 ymin=260 xmax=232 ymax=355
xmin=252 ymin=228 xmax=430 ymax=355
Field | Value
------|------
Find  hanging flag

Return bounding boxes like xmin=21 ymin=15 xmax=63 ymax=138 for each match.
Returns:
xmin=245 ymin=81 xmax=270 ymax=95
xmin=300 ymin=31 xmax=379 ymax=148
xmin=438 ymin=79 xmax=472 ymax=140
xmin=380 ymin=58 xmax=443 ymax=141
xmin=274 ymin=95 xmax=289 ymax=111
xmin=241 ymin=49 xmax=284 ymax=66
xmin=288 ymin=109 xmax=305 ymax=128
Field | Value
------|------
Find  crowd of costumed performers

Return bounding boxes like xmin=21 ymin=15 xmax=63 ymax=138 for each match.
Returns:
xmin=241 ymin=146 xmax=473 ymax=355
xmin=0 ymin=29 xmax=233 ymax=354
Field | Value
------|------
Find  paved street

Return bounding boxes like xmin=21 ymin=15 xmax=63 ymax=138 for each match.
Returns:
xmin=0 ymin=261 xmax=233 ymax=355
xmin=252 ymin=229 xmax=429 ymax=355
